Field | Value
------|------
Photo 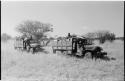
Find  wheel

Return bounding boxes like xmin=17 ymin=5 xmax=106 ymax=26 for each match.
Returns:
xmin=30 ymin=48 xmax=34 ymax=54
xmin=26 ymin=46 xmax=30 ymax=52
xmin=53 ymin=50 xmax=56 ymax=54
xmin=14 ymin=47 xmax=17 ymax=49
xmin=84 ymin=51 xmax=92 ymax=59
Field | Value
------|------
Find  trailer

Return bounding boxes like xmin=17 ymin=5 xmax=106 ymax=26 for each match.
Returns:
xmin=14 ymin=36 xmax=42 ymax=53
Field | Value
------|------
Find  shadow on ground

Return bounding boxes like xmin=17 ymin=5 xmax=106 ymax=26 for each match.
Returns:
xmin=33 ymin=47 xmax=49 ymax=54
xmin=64 ymin=53 xmax=116 ymax=61
xmin=31 ymin=48 xmax=116 ymax=61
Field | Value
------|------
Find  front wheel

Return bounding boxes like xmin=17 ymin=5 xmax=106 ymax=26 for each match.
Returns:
xmin=53 ymin=50 xmax=56 ymax=54
xmin=26 ymin=46 xmax=30 ymax=52
xmin=30 ymin=48 xmax=35 ymax=54
xmin=14 ymin=47 xmax=17 ymax=49
xmin=84 ymin=51 xmax=92 ymax=59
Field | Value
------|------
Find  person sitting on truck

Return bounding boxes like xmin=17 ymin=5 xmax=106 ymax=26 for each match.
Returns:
xmin=23 ymin=37 xmax=28 ymax=49
xmin=22 ymin=35 xmax=32 ymax=49
xmin=25 ymin=35 xmax=33 ymax=47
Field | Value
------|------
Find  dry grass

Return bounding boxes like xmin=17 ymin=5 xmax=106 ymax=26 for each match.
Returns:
xmin=1 ymin=40 xmax=124 ymax=81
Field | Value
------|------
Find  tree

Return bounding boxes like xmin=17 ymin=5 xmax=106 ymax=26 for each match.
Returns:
xmin=16 ymin=20 xmax=53 ymax=40
xmin=84 ymin=30 xmax=116 ymax=44
xmin=95 ymin=31 xmax=116 ymax=43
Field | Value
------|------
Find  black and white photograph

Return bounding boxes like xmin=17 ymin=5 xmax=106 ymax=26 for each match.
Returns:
xmin=1 ymin=1 xmax=124 ymax=81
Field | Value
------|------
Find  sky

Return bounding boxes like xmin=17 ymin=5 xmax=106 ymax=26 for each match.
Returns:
xmin=1 ymin=1 xmax=124 ymax=37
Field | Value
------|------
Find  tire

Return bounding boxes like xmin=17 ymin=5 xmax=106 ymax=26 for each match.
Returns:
xmin=30 ymin=48 xmax=34 ymax=54
xmin=53 ymin=50 xmax=56 ymax=54
xmin=14 ymin=47 xmax=17 ymax=49
xmin=84 ymin=51 xmax=92 ymax=59
xmin=26 ymin=46 xmax=30 ymax=52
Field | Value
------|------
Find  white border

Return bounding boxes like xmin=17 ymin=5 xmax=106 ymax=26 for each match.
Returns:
xmin=1 ymin=0 xmax=125 ymax=1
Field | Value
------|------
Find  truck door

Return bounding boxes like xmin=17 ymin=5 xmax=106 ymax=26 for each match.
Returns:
xmin=72 ymin=38 xmax=77 ymax=54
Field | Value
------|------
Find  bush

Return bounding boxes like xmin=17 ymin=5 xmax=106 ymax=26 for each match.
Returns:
xmin=97 ymin=32 xmax=115 ymax=44
xmin=84 ymin=30 xmax=116 ymax=44
xmin=1 ymin=33 xmax=12 ymax=42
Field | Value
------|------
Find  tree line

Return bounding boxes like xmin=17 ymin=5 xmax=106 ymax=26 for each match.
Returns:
xmin=1 ymin=20 xmax=124 ymax=44
xmin=84 ymin=30 xmax=116 ymax=44
xmin=1 ymin=33 xmax=12 ymax=42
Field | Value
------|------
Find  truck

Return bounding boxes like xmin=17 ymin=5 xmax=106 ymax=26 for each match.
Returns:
xmin=14 ymin=36 xmax=42 ymax=53
xmin=52 ymin=35 xmax=107 ymax=59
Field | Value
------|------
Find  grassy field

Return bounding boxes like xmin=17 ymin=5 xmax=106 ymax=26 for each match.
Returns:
xmin=1 ymin=40 xmax=124 ymax=81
